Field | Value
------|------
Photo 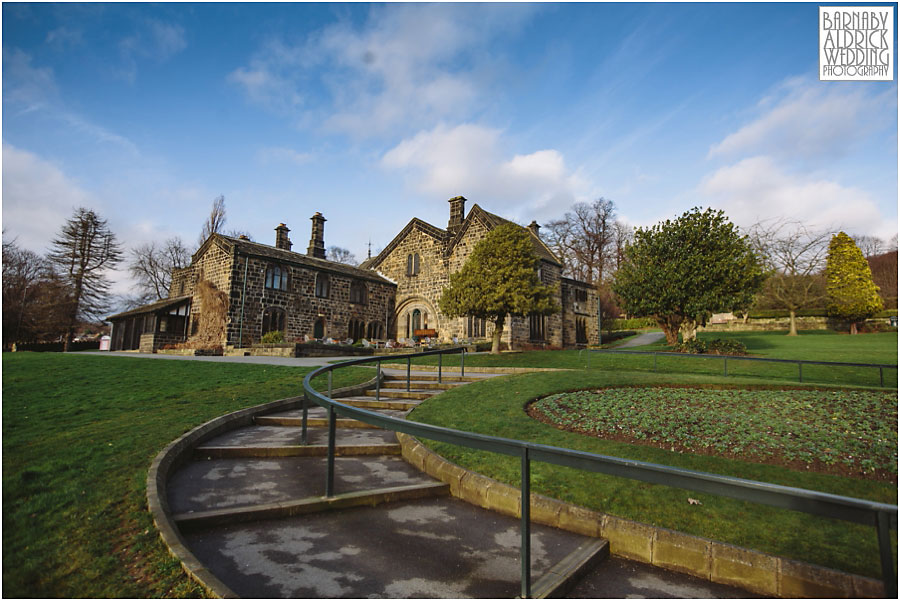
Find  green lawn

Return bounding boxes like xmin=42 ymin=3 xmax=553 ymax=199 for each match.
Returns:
xmin=1 ymin=353 xmax=370 ymax=598
xmin=408 ymin=369 xmax=898 ymax=578
xmin=406 ymin=331 xmax=898 ymax=388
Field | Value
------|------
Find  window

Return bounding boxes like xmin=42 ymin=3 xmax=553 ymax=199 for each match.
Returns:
xmin=411 ymin=309 xmax=422 ymax=333
xmin=315 ymin=273 xmax=330 ymax=298
xmin=575 ymin=289 xmax=588 ymax=303
xmin=366 ymin=321 xmax=383 ymax=339
xmin=348 ymin=318 xmax=365 ymax=341
xmin=467 ymin=315 xmax=486 ymax=338
xmin=262 ymin=307 xmax=286 ymax=334
xmin=265 ymin=265 xmax=288 ymax=291
xmin=406 ymin=253 xmax=420 ymax=276
xmin=529 ymin=313 xmax=545 ymax=342
xmin=350 ymin=280 xmax=367 ymax=304
xmin=576 ymin=317 xmax=588 ymax=344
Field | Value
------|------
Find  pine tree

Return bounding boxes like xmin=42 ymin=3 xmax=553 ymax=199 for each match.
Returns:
xmin=439 ymin=223 xmax=558 ymax=354
xmin=48 ymin=208 xmax=122 ymax=351
xmin=825 ymin=232 xmax=883 ymax=334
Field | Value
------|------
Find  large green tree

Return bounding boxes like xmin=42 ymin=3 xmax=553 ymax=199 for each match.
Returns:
xmin=825 ymin=232 xmax=883 ymax=334
xmin=613 ymin=207 xmax=765 ymax=345
xmin=439 ymin=223 xmax=558 ymax=354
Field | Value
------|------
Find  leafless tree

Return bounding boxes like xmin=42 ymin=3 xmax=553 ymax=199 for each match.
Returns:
xmin=853 ymin=234 xmax=890 ymax=259
xmin=543 ymin=198 xmax=618 ymax=285
xmin=749 ymin=219 xmax=832 ymax=335
xmin=47 ymin=208 xmax=122 ymax=350
xmin=327 ymin=246 xmax=358 ymax=266
xmin=198 ymin=195 xmax=227 ymax=247
xmin=129 ymin=237 xmax=190 ymax=300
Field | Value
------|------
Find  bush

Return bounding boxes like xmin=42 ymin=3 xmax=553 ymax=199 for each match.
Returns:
xmin=600 ymin=330 xmax=637 ymax=344
xmin=609 ymin=317 xmax=657 ymax=330
xmin=707 ymin=338 xmax=748 ymax=356
xmin=260 ymin=330 xmax=285 ymax=344
xmin=674 ymin=338 xmax=707 ymax=354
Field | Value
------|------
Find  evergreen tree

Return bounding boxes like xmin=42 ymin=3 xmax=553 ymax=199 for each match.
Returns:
xmin=48 ymin=208 xmax=122 ymax=351
xmin=825 ymin=232 xmax=883 ymax=334
xmin=439 ymin=223 xmax=558 ymax=354
xmin=613 ymin=207 xmax=764 ymax=345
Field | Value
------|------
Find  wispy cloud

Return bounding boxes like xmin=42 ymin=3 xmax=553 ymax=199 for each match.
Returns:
xmin=708 ymin=78 xmax=894 ymax=161
xmin=117 ymin=18 xmax=187 ymax=82
xmin=257 ymin=146 xmax=313 ymax=166
xmin=381 ymin=123 xmax=590 ymax=221
xmin=229 ymin=4 xmax=539 ymax=137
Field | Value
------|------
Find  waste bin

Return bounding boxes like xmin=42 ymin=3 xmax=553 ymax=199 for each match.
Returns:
xmin=890 ymin=316 xmax=898 ymax=328
xmin=99 ymin=335 xmax=111 ymax=351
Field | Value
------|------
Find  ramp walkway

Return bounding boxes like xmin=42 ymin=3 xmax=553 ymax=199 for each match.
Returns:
xmin=153 ymin=365 xmax=756 ymax=598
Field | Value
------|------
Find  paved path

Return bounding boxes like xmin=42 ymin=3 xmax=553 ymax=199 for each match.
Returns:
xmin=616 ymin=330 xmax=665 ymax=348
xmin=146 ymin=354 xmax=754 ymax=598
xmin=83 ymin=350 xmax=368 ymax=367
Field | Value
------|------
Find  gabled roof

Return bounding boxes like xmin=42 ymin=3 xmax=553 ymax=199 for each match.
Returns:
xmin=366 ymin=218 xmax=450 ymax=270
xmin=209 ymin=234 xmax=396 ymax=286
xmin=107 ymin=295 xmax=192 ymax=321
xmin=448 ymin=204 xmax=563 ymax=266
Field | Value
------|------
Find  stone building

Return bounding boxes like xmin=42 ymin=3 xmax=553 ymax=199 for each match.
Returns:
xmin=108 ymin=197 xmax=598 ymax=352
xmin=362 ymin=196 xmax=599 ymax=349
xmin=107 ymin=214 xmax=396 ymax=352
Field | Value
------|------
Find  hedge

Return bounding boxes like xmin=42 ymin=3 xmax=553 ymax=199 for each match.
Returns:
xmin=12 ymin=341 xmax=102 ymax=353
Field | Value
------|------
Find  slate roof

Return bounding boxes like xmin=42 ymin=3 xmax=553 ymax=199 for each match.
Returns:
xmin=218 ymin=234 xmax=396 ymax=286
xmin=107 ymin=295 xmax=192 ymax=321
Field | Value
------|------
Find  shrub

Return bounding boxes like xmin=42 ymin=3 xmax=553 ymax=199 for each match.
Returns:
xmin=609 ymin=317 xmax=657 ymax=330
xmin=674 ymin=338 xmax=707 ymax=354
xmin=260 ymin=330 xmax=285 ymax=344
xmin=707 ymin=338 xmax=748 ymax=356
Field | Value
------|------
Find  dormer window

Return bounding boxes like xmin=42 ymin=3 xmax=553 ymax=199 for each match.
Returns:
xmin=406 ymin=253 xmax=420 ymax=276
xmin=315 ymin=272 xmax=330 ymax=298
xmin=265 ymin=265 xmax=288 ymax=291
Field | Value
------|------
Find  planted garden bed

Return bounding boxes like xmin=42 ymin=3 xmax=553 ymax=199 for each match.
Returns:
xmin=529 ymin=385 xmax=898 ymax=482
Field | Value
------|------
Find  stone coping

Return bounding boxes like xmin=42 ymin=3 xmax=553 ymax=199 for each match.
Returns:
xmin=146 ymin=375 xmax=380 ymax=598
xmin=379 ymin=363 xmax=568 ymax=374
xmin=396 ymin=433 xmax=885 ymax=599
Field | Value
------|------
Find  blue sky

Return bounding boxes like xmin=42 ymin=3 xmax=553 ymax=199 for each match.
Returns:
xmin=3 ymin=2 xmax=898 ymax=295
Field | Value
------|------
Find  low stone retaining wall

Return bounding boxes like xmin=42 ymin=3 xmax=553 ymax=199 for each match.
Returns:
xmin=396 ymin=433 xmax=884 ymax=598
xmin=380 ymin=363 xmax=567 ymax=374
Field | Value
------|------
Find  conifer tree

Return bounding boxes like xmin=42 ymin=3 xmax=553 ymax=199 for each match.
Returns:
xmin=439 ymin=223 xmax=558 ymax=354
xmin=825 ymin=232 xmax=883 ymax=334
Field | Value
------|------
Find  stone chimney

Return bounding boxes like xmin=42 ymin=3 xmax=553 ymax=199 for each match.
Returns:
xmin=527 ymin=220 xmax=541 ymax=237
xmin=307 ymin=212 xmax=327 ymax=259
xmin=448 ymin=196 xmax=466 ymax=235
xmin=274 ymin=223 xmax=292 ymax=250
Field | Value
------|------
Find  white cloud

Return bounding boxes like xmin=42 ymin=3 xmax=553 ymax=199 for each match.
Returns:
xmin=381 ymin=123 xmax=589 ymax=221
xmin=708 ymin=78 xmax=893 ymax=160
xmin=699 ymin=156 xmax=893 ymax=239
xmin=257 ymin=147 xmax=313 ymax=166
xmin=1 ymin=142 xmax=94 ymax=253
xmin=117 ymin=18 xmax=187 ymax=82
xmin=2 ymin=49 xmax=59 ymax=113
xmin=229 ymin=4 xmax=538 ymax=136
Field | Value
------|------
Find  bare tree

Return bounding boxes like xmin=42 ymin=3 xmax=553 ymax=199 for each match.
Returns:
xmin=543 ymin=198 xmax=618 ymax=285
xmin=2 ymin=237 xmax=64 ymax=346
xmin=198 ymin=195 xmax=227 ymax=247
xmin=129 ymin=237 xmax=190 ymax=300
xmin=853 ymin=234 xmax=889 ymax=259
xmin=749 ymin=220 xmax=832 ymax=335
xmin=47 ymin=208 xmax=122 ymax=351
xmin=327 ymin=246 xmax=358 ymax=265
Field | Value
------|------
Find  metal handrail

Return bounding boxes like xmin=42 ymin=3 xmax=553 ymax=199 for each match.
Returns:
xmin=590 ymin=349 xmax=899 ymax=387
xmin=302 ymin=346 xmax=898 ymax=598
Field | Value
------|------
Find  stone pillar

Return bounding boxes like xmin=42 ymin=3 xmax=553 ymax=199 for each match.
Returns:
xmin=274 ymin=223 xmax=292 ymax=250
xmin=448 ymin=196 xmax=466 ymax=235
xmin=308 ymin=212 xmax=326 ymax=259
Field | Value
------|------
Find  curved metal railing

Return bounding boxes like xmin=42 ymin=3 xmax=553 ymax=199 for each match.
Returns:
xmin=302 ymin=346 xmax=898 ymax=598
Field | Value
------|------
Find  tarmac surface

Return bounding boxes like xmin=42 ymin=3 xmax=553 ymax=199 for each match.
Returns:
xmin=107 ymin=349 xmax=758 ymax=598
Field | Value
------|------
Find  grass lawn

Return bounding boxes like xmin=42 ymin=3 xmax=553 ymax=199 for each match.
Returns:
xmin=1 ymin=353 xmax=371 ymax=598
xmin=408 ymin=370 xmax=897 ymax=578
xmin=406 ymin=331 xmax=898 ymax=388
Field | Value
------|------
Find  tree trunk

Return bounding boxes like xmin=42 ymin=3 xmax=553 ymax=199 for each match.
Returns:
xmin=491 ymin=316 xmax=505 ymax=354
xmin=787 ymin=310 xmax=798 ymax=336
xmin=680 ymin=321 xmax=697 ymax=342
xmin=658 ymin=317 xmax=681 ymax=346
xmin=850 ymin=321 xmax=858 ymax=335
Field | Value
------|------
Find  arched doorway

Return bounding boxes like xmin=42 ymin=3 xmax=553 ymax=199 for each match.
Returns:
xmin=313 ymin=317 xmax=325 ymax=339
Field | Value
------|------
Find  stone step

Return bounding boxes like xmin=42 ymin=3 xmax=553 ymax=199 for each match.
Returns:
xmin=380 ymin=381 xmax=458 ymax=390
xmin=340 ymin=398 xmax=419 ymax=411
xmin=195 ymin=443 xmax=401 ymax=459
xmin=255 ymin=415 xmax=381 ymax=429
xmin=532 ymin=538 xmax=610 ymax=598
xmin=383 ymin=373 xmax=483 ymax=383
xmin=364 ymin=389 xmax=434 ymax=400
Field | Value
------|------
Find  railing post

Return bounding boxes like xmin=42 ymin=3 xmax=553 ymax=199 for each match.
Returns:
xmin=521 ymin=447 xmax=532 ymax=599
xmin=326 ymin=404 xmax=336 ymax=497
xmin=798 ymin=362 xmax=802 ymax=383
xmin=407 ymin=356 xmax=411 ymax=392
xmin=880 ymin=367 xmax=884 ymax=388
xmin=376 ymin=360 xmax=381 ymax=401
xmin=876 ymin=511 xmax=897 ymax=598
xmin=724 ymin=356 xmax=728 ymax=377
xmin=328 ymin=370 xmax=333 ymax=399
xmin=301 ymin=394 xmax=309 ymax=445
xmin=438 ymin=353 xmax=443 ymax=384
xmin=460 ymin=348 xmax=465 ymax=378
xmin=653 ymin=353 xmax=658 ymax=372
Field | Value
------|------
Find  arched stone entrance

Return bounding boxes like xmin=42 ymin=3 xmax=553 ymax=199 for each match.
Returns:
xmin=395 ymin=297 xmax=440 ymax=341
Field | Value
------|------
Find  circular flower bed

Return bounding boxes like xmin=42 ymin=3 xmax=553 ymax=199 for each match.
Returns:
xmin=528 ymin=386 xmax=897 ymax=481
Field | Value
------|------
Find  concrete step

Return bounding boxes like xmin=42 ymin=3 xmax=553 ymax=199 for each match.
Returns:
xmin=254 ymin=415 xmax=381 ymax=429
xmin=383 ymin=373 xmax=483 ymax=383
xmin=340 ymin=398 xmax=420 ymax=411
xmin=381 ymin=380 xmax=458 ymax=390
xmin=195 ymin=443 xmax=401 ymax=459
xmin=364 ymin=389 xmax=434 ymax=400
